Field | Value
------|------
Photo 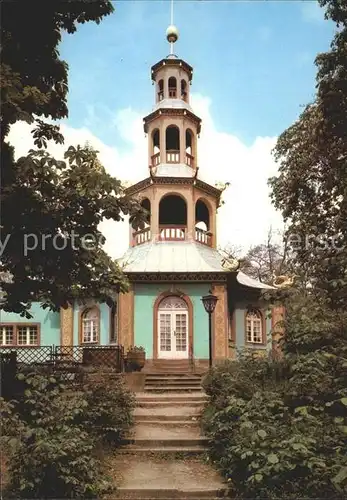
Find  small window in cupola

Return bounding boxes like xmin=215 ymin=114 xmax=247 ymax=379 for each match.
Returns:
xmin=168 ymin=76 xmax=177 ymax=98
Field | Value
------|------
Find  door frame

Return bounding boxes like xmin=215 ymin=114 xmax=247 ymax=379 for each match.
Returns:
xmin=157 ymin=309 xmax=189 ymax=359
xmin=153 ymin=291 xmax=194 ymax=360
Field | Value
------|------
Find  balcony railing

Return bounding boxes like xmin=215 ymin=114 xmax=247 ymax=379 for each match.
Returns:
xmin=151 ymin=152 xmax=160 ymax=166
xmin=166 ymin=150 xmax=180 ymax=163
xmin=195 ymin=227 xmax=212 ymax=246
xmin=133 ymin=227 xmax=151 ymax=245
xmin=169 ymin=87 xmax=177 ymax=98
xmin=185 ymin=152 xmax=194 ymax=168
xmin=159 ymin=225 xmax=186 ymax=241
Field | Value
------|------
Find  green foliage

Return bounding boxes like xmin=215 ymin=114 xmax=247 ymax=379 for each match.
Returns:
xmin=1 ymin=143 xmax=147 ymax=317
xmin=0 ymin=2 xmax=149 ymax=316
xmin=4 ymin=373 xmax=109 ymax=499
xmin=80 ymin=375 xmax=136 ymax=445
xmin=202 ymin=306 xmax=347 ymax=499
xmin=1 ymin=371 xmax=135 ymax=498
xmin=269 ymin=0 xmax=347 ymax=308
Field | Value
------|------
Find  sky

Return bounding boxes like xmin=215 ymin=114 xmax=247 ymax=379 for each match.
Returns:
xmin=8 ymin=0 xmax=336 ymax=259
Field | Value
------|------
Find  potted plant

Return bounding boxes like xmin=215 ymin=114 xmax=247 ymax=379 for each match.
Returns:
xmin=126 ymin=346 xmax=145 ymax=372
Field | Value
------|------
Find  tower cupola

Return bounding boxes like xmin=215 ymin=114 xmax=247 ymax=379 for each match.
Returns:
xmin=143 ymin=25 xmax=201 ymax=178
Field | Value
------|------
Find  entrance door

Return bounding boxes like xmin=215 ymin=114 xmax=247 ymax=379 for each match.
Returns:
xmin=157 ymin=296 xmax=189 ymax=359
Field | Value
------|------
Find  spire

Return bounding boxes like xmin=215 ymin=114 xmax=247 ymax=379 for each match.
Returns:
xmin=166 ymin=0 xmax=178 ymax=58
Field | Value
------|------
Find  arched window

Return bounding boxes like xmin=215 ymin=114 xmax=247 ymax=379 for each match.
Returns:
xmin=181 ymin=80 xmax=187 ymax=101
xmin=195 ymin=199 xmax=211 ymax=245
xmin=166 ymin=125 xmax=180 ymax=163
xmin=158 ymin=79 xmax=164 ymax=101
xmin=168 ymin=76 xmax=177 ymax=98
xmin=81 ymin=307 xmax=99 ymax=344
xmin=245 ymin=309 xmax=263 ymax=344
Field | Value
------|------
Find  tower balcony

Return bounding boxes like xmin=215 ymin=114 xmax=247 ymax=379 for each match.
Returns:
xmin=159 ymin=225 xmax=186 ymax=241
xmin=150 ymin=151 xmax=195 ymax=169
xmin=133 ymin=226 xmax=151 ymax=246
xmin=195 ymin=227 xmax=212 ymax=246
xmin=132 ymin=225 xmax=213 ymax=247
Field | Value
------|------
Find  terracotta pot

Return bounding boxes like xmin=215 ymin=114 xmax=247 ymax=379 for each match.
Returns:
xmin=126 ymin=351 xmax=145 ymax=372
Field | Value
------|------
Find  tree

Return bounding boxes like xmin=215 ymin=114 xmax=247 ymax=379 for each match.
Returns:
xmin=269 ymin=0 xmax=347 ymax=308
xmin=221 ymin=228 xmax=291 ymax=285
xmin=0 ymin=2 xmax=147 ymax=316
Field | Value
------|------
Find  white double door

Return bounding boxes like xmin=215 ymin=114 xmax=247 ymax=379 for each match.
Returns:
xmin=158 ymin=310 xmax=188 ymax=359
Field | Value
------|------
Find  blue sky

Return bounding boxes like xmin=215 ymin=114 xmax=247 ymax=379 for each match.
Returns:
xmin=60 ymin=0 xmax=335 ymax=147
xmin=9 ymin=1 xmax=337 ymax=256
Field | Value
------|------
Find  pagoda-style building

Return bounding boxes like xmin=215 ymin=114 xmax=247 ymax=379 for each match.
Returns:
xmin=116 ymin=26 xmax=275 ymax=369
xmin=0 ymin=25 xmax=282 ymax=366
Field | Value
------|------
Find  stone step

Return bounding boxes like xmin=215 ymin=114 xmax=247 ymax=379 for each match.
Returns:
xmin=145 ymin=373 xmax=202 ymax=378
xmin=108 ymin=456 xmax=227 ymax=498
xmin=115 ymin=489 xmax=227 ymax=499
xmin=118 ymin=445 xmax=207 ymax=456
xmin=134 ymin=406 xmax=202 ymax=420
xmin=145 ymin=378 xmax=202 ymax=385
xmin=144 ymin=386 xmax=202 ymax=393
xmin=135 ymin=419 xmax=199 ymax=426
xmin=137 ymin=401 xmax=206 ymax=409
xmin=137 ymin=392 xmax=207 ymax=401
xmin=124 ymin=437 xmax=207 ymax=447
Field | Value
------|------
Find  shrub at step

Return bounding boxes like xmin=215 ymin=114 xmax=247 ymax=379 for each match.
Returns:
xmin=201 ymin=307 xmax=347 ymax=500
xmin=2 ymin=372 xmax=112 ymax=499
xmin=80 ymin=374 xmax=136 ymax=445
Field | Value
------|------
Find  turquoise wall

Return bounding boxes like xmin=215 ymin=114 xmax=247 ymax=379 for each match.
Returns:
xmin=234 ymin=305 xmax=272 ymax=351
xmin=0 ymin=303 xmax=60 ymax=345
xmin=72 ymin=302 xmax=110 ymax=346
xmin=134 ymin=283 xmax=211 ymax=359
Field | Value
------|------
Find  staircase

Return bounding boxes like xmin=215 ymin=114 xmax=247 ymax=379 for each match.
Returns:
xmin=111 ymin=367 xmax=229 ymax=499
xmin=144 ymin=359 xmax=206 ymax=374
xmin=144 ymin=373 xmax=203 ymax=393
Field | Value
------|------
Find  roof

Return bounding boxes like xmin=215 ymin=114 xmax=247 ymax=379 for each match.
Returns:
xmin=151 ymin=163 xmax=194 ymax=178
xmin=153 ymin=99 xmax=194 ymax=113
xmin=236 ymin=271 xmax=274 ymax=290
xmin=120 ymin=241 xmax=225 ymax=274
xmin=119 ymin=241 xmax=274 ymax=290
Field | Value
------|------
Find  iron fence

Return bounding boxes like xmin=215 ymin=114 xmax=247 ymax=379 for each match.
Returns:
xmin=0 ymin=344 xmax=124 ymax=372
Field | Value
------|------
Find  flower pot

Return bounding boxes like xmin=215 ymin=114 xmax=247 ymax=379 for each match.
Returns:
xmin=126 ymin=350 xmax=145 ymax=372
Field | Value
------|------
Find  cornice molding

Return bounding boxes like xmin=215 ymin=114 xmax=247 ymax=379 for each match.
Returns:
xmin=124 ymin=176 xmax=222 ymax=200
xmin=126 ymin=272 xmax=227 ymax=283
xmin=143 ymin=108 xmax=201 ymax=134
xmin=151 ymin=58 xmax=193 ymax=81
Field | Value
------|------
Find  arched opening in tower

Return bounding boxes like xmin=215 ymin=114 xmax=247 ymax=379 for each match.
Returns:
xmin=185 ymin=129 xmax=194 ymax=168
xmin=166 ymin=126 xmax=180 ymax=163
xmin=141 ymin=198 xmax=151 ymax=227
xmin=152 ymin=129 xmax=160 ymax=166
xmin=195 ymin=199 xmax=211 ymax=245
xmin=181 ymin=80 xmax=187 ymax=101
xmin=168 ymin=77 xmax=177 ymax=98
xmin=159 ymin=194 xmax=187 ymax=241
xmin=133 ymin=197 xmax=151 ymax=245
xmin=158 ymin=79 xmax=164 ymax=101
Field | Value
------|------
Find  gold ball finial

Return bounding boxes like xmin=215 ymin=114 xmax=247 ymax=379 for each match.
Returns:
xmin=166 ymin=25 xmax=179 ymax=44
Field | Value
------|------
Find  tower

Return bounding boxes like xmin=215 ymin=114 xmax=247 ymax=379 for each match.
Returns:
xmin=128 ymin=25 xmax=221 ymax=250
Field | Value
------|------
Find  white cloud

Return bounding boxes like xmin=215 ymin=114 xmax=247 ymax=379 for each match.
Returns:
xmin=7 ymin=94 xmax=283 ymax=260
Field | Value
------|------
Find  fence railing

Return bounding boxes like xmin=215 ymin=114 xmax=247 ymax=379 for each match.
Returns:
xmin=0 ymin=344 xmax=125 ymax=372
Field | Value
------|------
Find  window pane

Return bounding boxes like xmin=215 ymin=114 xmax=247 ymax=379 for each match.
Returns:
xmin=1 ymin=326 xmax=14 ymax=345
xmin=17 ymin=326 xmax=38 ymax=345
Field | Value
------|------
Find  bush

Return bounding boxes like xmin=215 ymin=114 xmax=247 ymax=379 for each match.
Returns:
xmin=3 ymin=372 xmax=112 ymax=499
xmin=202 ymin=333 xmax=347 ymax=500
xmin=81 ymin=374 xmax=136 ymax=445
